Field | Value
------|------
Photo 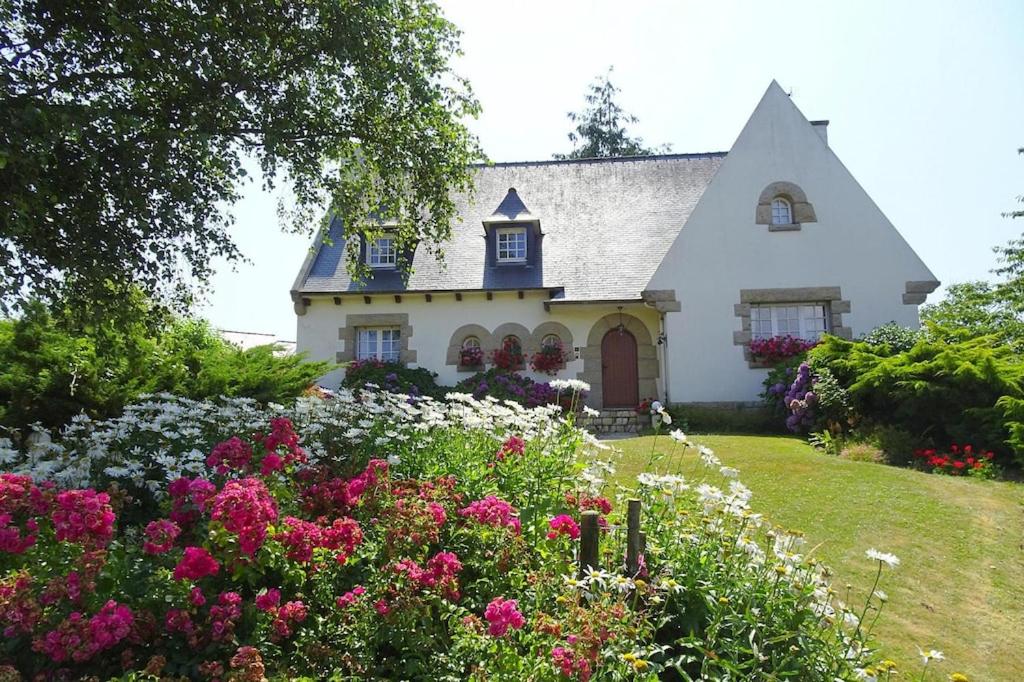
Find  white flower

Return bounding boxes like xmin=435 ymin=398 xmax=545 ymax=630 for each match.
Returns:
xmin=387 ymin=454 xmax=401 ymax=466
xmin=582 ymin=406 xmax=600 ymax=418
xmin=719 ymin=466 xmax=740 ymax=479
xmin=865 ymin=548 xmax=900 ymax=568
xmin=669 ymin=429 xmax=688 ymax=443
xmin=918 ymin=648 xmax=945 ymax=664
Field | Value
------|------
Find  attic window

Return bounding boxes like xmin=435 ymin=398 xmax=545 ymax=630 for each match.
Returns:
xmin=496 ymin=227 xmax=527 ymax=263
xmin=771 ymin=198 xmax=793 ymax=225
xmin=367 ymin=236 xmax=396 ymax=268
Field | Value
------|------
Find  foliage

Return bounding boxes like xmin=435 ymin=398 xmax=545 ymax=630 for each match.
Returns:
xmin=667 ymin=404 xmax=778 ymax=434
xmin=454 ymin=369 xmax=583 ymax=410
xmin=529 ymin=339 xmax=567 ymax=374
xmin=861 ymin=322 xmax=922 ymax=353
xmin=748 ymin=335 xmax=818 ymax=364
xmin=553 ymin=68 xmax=669 ymax=160
xmin=839 ymin=442 xmax=885 ymax=464
xmin=808 ymin=429 xmax=842 ymax=457
xmin=0 ymin=0 xmax=480 ymax=312
xmin=920 ymin=281 xmax=1024 ymax=347
xmin=808 ymin=335 xmax=1024 ymax=465
xmin=911 ymin=444 xmax=997 ymax=479
xmin=863 ymin=425 xmax=921 ymax=467
xmin=0 ymin=391 xmax=913 ymax=679
xmin=0 ymin=300 xmax=328 ymax=431
xmin=341 ymin=359 xmax=442 ymax=398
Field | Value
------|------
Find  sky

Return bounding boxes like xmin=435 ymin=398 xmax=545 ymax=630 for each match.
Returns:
xmin=199 ymin=0 xmax=1024 ymax=342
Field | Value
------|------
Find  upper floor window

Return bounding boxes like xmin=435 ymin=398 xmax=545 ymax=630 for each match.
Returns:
xmin=770 ymin=198 xmax=792 ymax=225
xmin=367 ymin=236 xmax=397 ymax=268
xmin=496 ymin=227 xmax=527 ymax=263
xmin=750 ymin=304 xmax=827 ymax=341
xmin=356 ymin=327 xmax=400 ymax=361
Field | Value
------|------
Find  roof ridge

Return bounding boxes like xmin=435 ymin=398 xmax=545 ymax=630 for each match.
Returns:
xmin=472 ymin=151 xmax=728 ymax=169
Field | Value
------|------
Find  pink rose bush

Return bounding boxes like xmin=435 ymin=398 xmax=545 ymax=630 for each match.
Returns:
xmin=0 ymin=393 xmax=904 ymax=679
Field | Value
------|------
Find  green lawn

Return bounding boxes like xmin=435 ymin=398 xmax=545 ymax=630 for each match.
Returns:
xmin=608 ymin=434 xmax=1024 ymax=681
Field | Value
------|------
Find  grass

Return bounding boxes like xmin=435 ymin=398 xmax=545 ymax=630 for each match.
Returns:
xmin=608 ymin=433 xmax=1024 ymax=681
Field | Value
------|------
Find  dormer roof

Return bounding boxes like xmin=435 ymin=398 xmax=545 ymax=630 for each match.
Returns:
xmin=485 ymin=187 xmax=538 ymax=225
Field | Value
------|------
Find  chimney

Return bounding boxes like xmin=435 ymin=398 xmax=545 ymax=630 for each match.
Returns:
xmin=811 ymin=120 xmax=829 ymax=145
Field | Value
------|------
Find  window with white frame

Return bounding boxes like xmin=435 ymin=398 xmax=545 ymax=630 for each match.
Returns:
xmin=367 ymin=235 xmax=397 ymax=268
xmin=750 ymin=304 xmax=828 ymax=341
xmin=770 ymin=198 xmax=793 ymax=225
xmin=356 ymin=327 xmax=401 ymax=361
xmin=496 ymin=227 xmax=527 ymax=262
xmin=461 ymin=336 xmax=481 ymax=350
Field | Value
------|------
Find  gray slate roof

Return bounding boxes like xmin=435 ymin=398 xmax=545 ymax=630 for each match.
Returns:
xmin=295 ymin=152 xmax=726 ymax=301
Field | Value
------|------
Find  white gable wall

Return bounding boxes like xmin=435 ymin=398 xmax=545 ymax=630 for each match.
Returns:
xmin=648 ymin=82 xmax=937 ymax=403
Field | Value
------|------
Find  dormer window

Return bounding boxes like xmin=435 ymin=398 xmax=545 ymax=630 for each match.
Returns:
xmin=496 ymin=227 xmax=527 ymax=263
xmin=770 ymin=198 xmax=792 ymax=225
xmin=367 ymin=235 xmax=397 ymax=268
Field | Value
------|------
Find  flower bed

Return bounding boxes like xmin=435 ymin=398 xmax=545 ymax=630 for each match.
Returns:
xmin=912 ymin=444 xmax=997 ymax=478
xmin=0 ymin=389 xmax=946 ymax=679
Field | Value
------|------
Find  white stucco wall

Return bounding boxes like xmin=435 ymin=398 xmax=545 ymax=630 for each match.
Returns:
xmin=648 ymin=82 xmax=937 ymax=403
xmin=296 ymin=291 xmax=662 ymax=398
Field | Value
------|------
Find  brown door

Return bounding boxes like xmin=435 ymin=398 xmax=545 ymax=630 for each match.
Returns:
xmin=601 ymin=329 xmax=639 ymax=408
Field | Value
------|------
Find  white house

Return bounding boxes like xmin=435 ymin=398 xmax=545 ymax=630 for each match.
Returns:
xmin=291 ymin=81 xmax=938 ymax=409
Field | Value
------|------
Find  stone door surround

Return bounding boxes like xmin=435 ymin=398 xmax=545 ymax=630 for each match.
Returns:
xmin=578 ymin=313 xmax=658 ymax=408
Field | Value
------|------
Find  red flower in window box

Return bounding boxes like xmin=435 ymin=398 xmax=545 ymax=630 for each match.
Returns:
xmin=748 ymin=335 xmax=819 ymax=364
xmin=530 ymin=339 xmax=566 ymax=375
xmin=491 ymin=338 xmax=525 ymax=371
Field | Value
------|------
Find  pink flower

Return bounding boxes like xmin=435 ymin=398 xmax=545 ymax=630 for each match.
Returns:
xmin=207 ymin=437 xmax=254 ymax=474
xmin=271 ymin=600 xmax=307 ymax=640
xmin=0 ymin=474 xmax=48 ymax=554
xmin=168 ymin=477 xmax=216 ymax=526
xmin=275 ymin=516 xmax=362 ymax=564
xmin=459 ymin=496 xmax=521 ymax=534
xmin=335 ymin=585 xmax=365 ymax=609
xmin=546 ymin=514 xmax=580 ymax=540
xmin=255 ymin=588 xmax=281 ymax=612
xmin=260 ymin=453 xmax=283 ymax=476
xmin=209 ymin=592 xmax=243 ymax=642
xmin=190 ymin=586 xmax=206 ymax=606
xmin=51 ymin=489 xmax=115 ymax=547
xmin=210 ymin=478 xmax=278 ymax=556
xmin=374 ymin=599 xmax=391 ymax=616
xmin=484 ymin=597 xmax=525 ymax=637
xmin=142 ymin=519 xmax=180 ymax=554
xmin=35 ymin=600 xmax=133 ymax=663
xmin=173 ymin=546 xmax=220 ymax=581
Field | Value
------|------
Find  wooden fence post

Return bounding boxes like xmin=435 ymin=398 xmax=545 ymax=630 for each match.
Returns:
xmin=579 ymin=510 xmax=600 ymax=577
xmin=625 ymin=499 xmax=642 ymax=576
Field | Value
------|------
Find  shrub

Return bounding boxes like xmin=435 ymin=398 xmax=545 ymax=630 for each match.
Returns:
xmin=866 ymin=425 xmax=922 ymax=467
xmin=455 ymin=368 xmax=582 ymax=410
xmin=861 ymin=322 xmax=921 ymax=352
xmin=0 ymin=301 xmax=329 ymax=432
xmin=0 ymin=390 xmax=914 ymax=679
xmin=341 ymin=359 xmax=442 ymax=397
xmin=667 ymin=404 xmax=779 ymax=434
xmin=809 ymin=335 xmax=1024 ymax=462
xmin=839 ymin=442 xmax=886 ymax=463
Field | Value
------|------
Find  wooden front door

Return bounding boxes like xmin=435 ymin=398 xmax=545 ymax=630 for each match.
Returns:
xmin=601 ymin=329 xmax=639 ymax=408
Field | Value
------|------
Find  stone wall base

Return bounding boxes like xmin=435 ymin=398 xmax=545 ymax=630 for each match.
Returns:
xmin=579 ymin=409 xmax=644 ymax=434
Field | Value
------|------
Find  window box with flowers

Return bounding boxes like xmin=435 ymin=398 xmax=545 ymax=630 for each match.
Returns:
xmin=749 ymin=335 xmax=819 ymax=366
xmin=458 ymin=345 xmax=485 ymax=372
xmin=491 ymin=336 xmax=525 ymax=372
xmin=530 ymin=336 xmax=567 ymax=374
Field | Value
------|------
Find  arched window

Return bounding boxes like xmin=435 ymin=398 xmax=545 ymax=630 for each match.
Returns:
xmin=502 ymin=335 xmax=522 ymax=354
xmin=541 ymin=334 xmax=561 ymax=349
xmin=462 ymin=336 xmax=481 ymax=350
xmin=771 ymin=197 xmax=792 ymax=225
